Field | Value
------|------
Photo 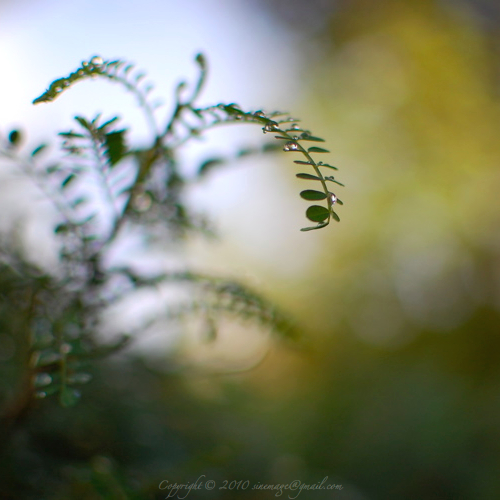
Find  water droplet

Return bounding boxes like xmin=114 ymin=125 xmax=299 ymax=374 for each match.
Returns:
xmin=133 ymin=192 xmax=152 ymax=212
xmin=317 ymin=161 xmax=323 ymax=166
xmin=293 ymin=136 xmax=299 ymax=140
xmin=254 ymin=110 xmax=266 ymax=117
xmin=34 ymin=373 xmax=52 ymax=387
xmin=330 ymin=193 xmax=337 ymax=204
xmin=283 ymin=141 xmax=300 ymax=152
xmin=264 ymin=121 xmax=279 ymax=132
xmin=35 ymin=391 xmax=47 ymax=399
xmin=90 ymin=56 xmax=104 ymax=66
xmin=290 ymin=124 xmax=301 ymax=130
xmin=77 ymin=69 xmax=85 ymax=76
xmin=288 ymin=117 xmax=295 ymax=121
xmin=234 ymin=114 xmax=243 ymax=120
xmin=82 ymin=61 xmax=89 ymax=67
xmin=60 ymin=343 xmax=72 ymax=354
xmin=55 ymin=87 xmax=63 ymax=93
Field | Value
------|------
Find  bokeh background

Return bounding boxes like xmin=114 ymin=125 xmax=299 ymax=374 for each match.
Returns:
xmin=1 ymin=0 xmax=500 ymax=498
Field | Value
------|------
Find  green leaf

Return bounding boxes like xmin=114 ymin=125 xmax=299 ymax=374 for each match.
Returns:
xmin=306 ymin=205 xmax=330 ymax=222
xmin=296 ymin=173 xmax=321 ymax=180
xmin=308 ymin=146 xmax=330 ymax=153
xmin=299 ymin=135 xmax=325 ymax=142
xmin=31 ymin=144 xmax=47 ymax=157
xmin=59 ymin=131 xmax=85 ymax=138
xmin=300 ymin=190 xmax=327 ymax=201
xmin=59 ymin=387 xmax=81 ymax=407
xmin=198 ymin=157 xmax=225 ymax=177
xmin=317 ymin=162 xmax=338 ymax=170
xmin=62 ymin=174 xmax=76 ymax=188
xmin=54 ymin=223 xmax=70 ymax=234
xmin=300 ymin=221 xmax=329 ymax=231
xmin=99 ymin=116 xmax=119 ymax=130
xmin=331 ymin=210 xmax=340 ymax=222
xmin=294 ymin=160 xmax=314 ymax=165
xmin=104 ymin=130 xmax=127 ymax=166
xmin=325 ymin=176 xmax=345 ymax=186
xmin=8 ymin=130 xmax=21 ymax=146
xmin=74 ymin=116 xmax=91 ymax=130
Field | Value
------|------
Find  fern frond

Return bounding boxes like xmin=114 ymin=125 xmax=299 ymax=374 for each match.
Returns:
xmin=33 ymin=56 xmax=160 ymax=135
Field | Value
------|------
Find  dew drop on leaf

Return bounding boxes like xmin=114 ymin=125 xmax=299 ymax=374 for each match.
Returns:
xmin=34 ymin=373 xmax=53 ymax=387
xmin=283 ymin=141 xmax=300 ymax=151
xmin=90 ymin=56 xmax=104 ymax=65
xmin=330 ymin=192 xmax=337 ymax=204
xmin=264 ymin=122 xmax=279 ymax=132
xmin=290 ymin=124 xmax=301 ymax=130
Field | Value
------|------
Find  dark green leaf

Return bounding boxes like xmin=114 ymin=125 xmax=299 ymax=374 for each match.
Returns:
xmin=294 ymin=160 xmax=314 ymax=165
xmin=274 ymin=136 xmax=289 ymax=140
xmin=198 ymin=157 xmax=225 ymax=176
xmin=299 ymin=135 xmax=325 ymax=142
xmin=325 ymin=176 xmax=345 ymax=186
xmin=317 ymin=162 xmax=338 ymax=170
xmin=54 ymin=223 xmax=70 ymax=234
xmin=331 ymin=210 xmax=340 ymax=222
xmin=74 ymin=116 xmax=91 ymax=130
xmin=300 ymin=221 xmax=329 ymax=232
xmin=8 ymin=130 xmax=21 ymax=146
xmin=306 ymin=205 xmax=330 ymax=222
xmin=296 ymin=173 xmax=321 ymax=180
xmin=300 ymin=190 xmax=327 ymax=201
xmin=99 ymin=116 xmax=119 ymax=130
xmin=61 ymin=174 xmax=76 ymax=188
xmin=104 ymin=130 xmax=127 ymax=166
xmin=308 ymin=146 xmax=330 ymax=153
xmin=336 ymin=198 xmax=344 ymax=205
xmin=59 ymin=387 xmax=81 ymax=407
xmin=31 ymin=144 xmax=47 ymax=157
xmin=59 ymin=131 xmax=85 ymax=138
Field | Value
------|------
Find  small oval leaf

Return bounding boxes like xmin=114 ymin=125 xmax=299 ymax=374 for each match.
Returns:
xmin=317 ymin=162 xmax=338 ymax=170
xmin=308 ymin=146 xmax=330 ymax=153
xmin=306 ymin=205 xmax=330 ymax=222
xmin=301 ymin=221 xmax=329 ymax=231
xmin=61 ymin=174 xmax=76 ymax=188
xmin=59 ymin=387 xmax=81 ymax=407
xmin=8 ymin=130 xmax=22 ymax=146
xmin=31 ymin=144 xmax=47 ymax=157
xmin=331 ymin=210 xmax=340 ymax=222
xmin=296 ymin=173 xmax=321 ymax=180
xmin=300 ymin=190 xmax=327 ymax=201
xmin=299 ymin=135 xmax=325 ymax=142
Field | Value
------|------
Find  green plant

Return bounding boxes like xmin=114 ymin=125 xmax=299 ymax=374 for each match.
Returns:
xmin=0 ymin=54 xmax=343 ymax=429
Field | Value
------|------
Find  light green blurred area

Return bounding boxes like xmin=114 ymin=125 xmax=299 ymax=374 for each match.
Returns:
xmin=237 ymin=1 xmax=500 ymax=498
